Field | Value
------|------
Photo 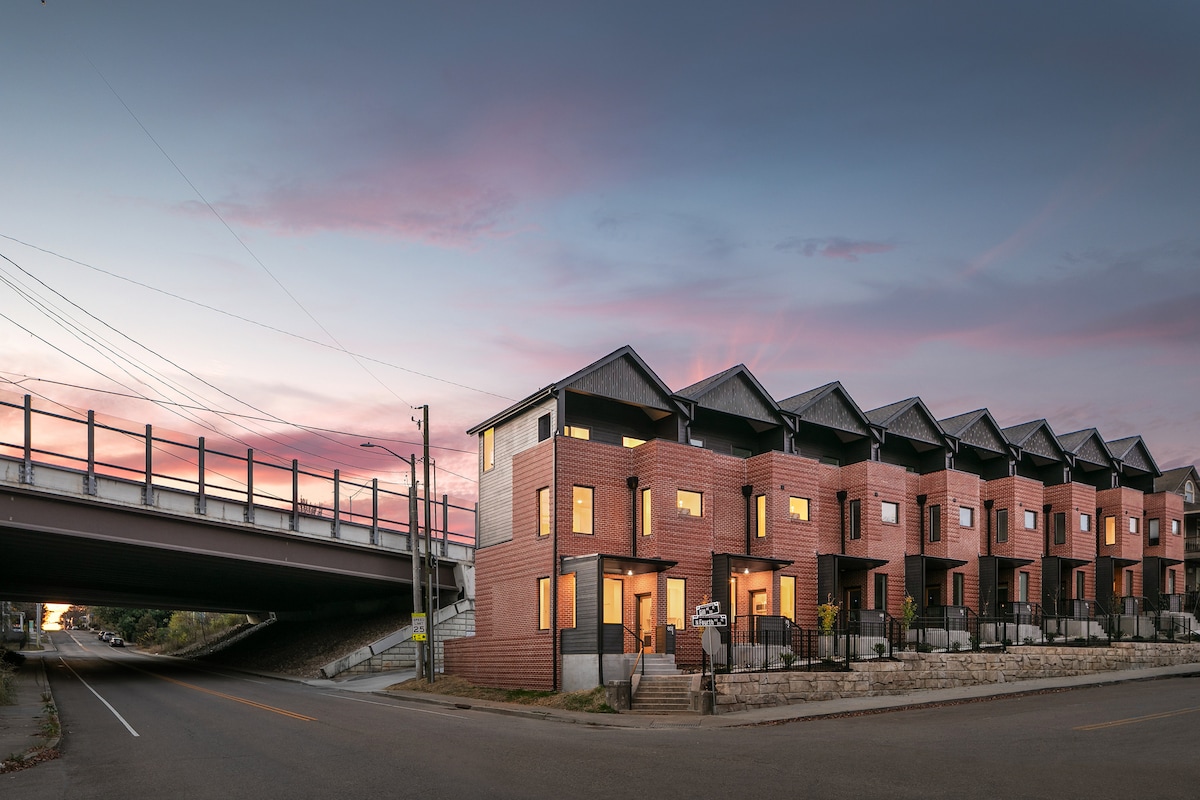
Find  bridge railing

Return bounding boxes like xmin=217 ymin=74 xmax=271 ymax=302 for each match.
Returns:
xmin=0 ymin=393 xmax=475 ymax=551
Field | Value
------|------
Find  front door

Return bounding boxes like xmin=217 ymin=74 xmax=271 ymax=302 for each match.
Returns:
xmin=926 ymin=584 xmax=942 ymax=610
xmin=636 ymin=594 xmax=653 ymax=653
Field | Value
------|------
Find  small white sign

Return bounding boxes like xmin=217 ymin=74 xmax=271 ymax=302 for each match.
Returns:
xmin=691 ymin=614 xmax=728 ymax=627
xmin=695 ymin=601 xmax=721 ymax=617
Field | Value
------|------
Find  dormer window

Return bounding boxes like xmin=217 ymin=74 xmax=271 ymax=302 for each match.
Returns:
xmin=1186 ymin=481 xmax=1195 ymax=503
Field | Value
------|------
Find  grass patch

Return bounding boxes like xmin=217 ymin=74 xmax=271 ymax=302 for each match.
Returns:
xmin=388 ymin=675 xmax=616 ymax=713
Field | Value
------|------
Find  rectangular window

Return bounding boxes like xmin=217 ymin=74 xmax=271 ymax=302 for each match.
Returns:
xmin=1124 ymin=569 xmax=1134 ymax=596
xmin=780 ymin=576 xmax=796 ymax=622
xmin=1024 ymin=509 xmax=1037 ymax=530
xmin=874 ymin=572 xmax=887 ymax=610
xmin=996 ymin=508 xmax=1009 ymax=543
xmin=1105 ymin=516 xmax=1116 ymax=546
xmin=641 ymin=488 xmax=652 ymax=536
xmin=849 ymin=499 xmax=861 ymax=539
xmin=756 ymin=494 xmax=767 ymax=538
xmin=482 ymin=427 xmax=495 ymax=472
xmin=1075 ymin=570 xmax=1085 ymax=601
xmin=1169 ymin=570 xmax=1177 ymax=594
xmin=537 ymin=414 xmax=551 ymax=442
xmin=677 ymin=490 xmax=702 ymax=517
xmin=1054 ymin=512 xmax=1066 ymax=545
xmin=622 ymin=436 xmax=646 ymax=448
xmin=572 ymin=486 xmax=594 ymax=534
xmin=789 ymin=496 xmax=810 ymax=521
xmin=1128 ymin=517 xmax=1139 ymax=535
xmin=953 ymin=573 xmax=965 ymax=607
xmin=1080 ymin=513 xmax=1091 ymax=532
xmin=564 ymin=425 xmax=590 ymax=440
xmin=537 ymin=487 xmax=550 ymax=536
xmin=750 ymin=590 xmax=768 ymax=616
xmin=562 ymin=573 xmax=576 ymax=627
xmin=731 ymin=446 xmax=752 ymax=458
xmin=959 ymin=506 xmax=974 ymax=528
xmin=929 ymin=504 xmax=942 ymax=542
xmin=1149 ymin=518 xmax=1160 ymax=546
xmin=538 ymin=577 xmax=551 ymax=630
xmin=689 ymin=438 xmax=704 ymax=448
xmin=667 ymin=578 xmax=685 ymax=629
xmin=1172 ymin=519 xmax=1181 ymax=536
xmin=1018 ymin=571 xmax=1029 ymax=603
xmin=728 ymin=577 xmax=737 ymax=619
xmin=882 ymin=501 xmax=899 ymax=525
xmin=603 ymin=578 xmax=623 ymax=624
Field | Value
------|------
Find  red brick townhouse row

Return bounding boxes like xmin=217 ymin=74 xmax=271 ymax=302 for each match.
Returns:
xmin=443 ymin=346 xmax=1194 ymax=692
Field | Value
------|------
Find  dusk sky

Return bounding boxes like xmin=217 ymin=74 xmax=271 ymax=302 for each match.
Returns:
xmin=2 ymin=2 xmax=1198 ymax=508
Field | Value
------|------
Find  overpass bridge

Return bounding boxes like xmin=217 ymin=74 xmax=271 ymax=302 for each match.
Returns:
xmin=0 ymin=394 xmax=475 ymax=616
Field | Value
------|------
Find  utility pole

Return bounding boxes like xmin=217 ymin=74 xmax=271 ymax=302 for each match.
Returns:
xmin=410 ymin=454 xmax=424 ymax=681
xmin=420 ymin=404 xmax=435 ymax=684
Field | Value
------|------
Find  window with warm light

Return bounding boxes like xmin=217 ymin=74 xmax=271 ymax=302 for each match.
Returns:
xmin=728 ymin=577 xmax=738 ymax=618
xmin=641 ymin=488 xmax=652 ymax=536
xmin=789 ymin=496 xmax=810 ymax=521
xmin=564 ymin=425 xmax=590 ymax=440
xmin=482 ymin=427 xmax=495 ymax=472
xmin=538 ymin=577 xmax=551 ymax=630
xmin=667 ymin=578 xmax=685 ymax=628
xmin=572 ymin=486 xmax=594 ymax=534
xmin=677 ymin=490 xmax=702 ymax=517
xmin=756 ymin=495 xmax=766 ymax=538
xmin=622 ymin=436 xmax=646 ymax=448
xmin=780 ymin=576 xmax=796 ymax=622
xmin=603 ymin=578 xmax=623 ymax=624
xmin=750 ymin=590 xmax=768 ymax=615
xmin=1105 ymin=516 xmax=1116 ymax=546
xmin=537 ymin=487 xmax=550 ymax=536
xmin=562 ymin=573 xmax=576 ymax=627
xmin=882 ymin=501 xmax=899 ymax=525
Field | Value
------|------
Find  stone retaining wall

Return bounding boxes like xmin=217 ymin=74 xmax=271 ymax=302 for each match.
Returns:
xmin=715 ymin=643 xmax=1200 ymax=712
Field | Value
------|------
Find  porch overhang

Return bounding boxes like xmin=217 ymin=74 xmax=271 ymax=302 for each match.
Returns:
xmin=989 ymin=556 xmax=1034 ymax=569
xmin=913 ymin=555 xmax=968 ymax=571
xmin=1145 ymin=555 xmax=1182 ymax=567
xmin=819 ymin=553 xmax=888 ymax=572
xmin=720 ymin=553 xmax=794 ymax=574
xmin=561 ymin=553 xmax=678 ymax=576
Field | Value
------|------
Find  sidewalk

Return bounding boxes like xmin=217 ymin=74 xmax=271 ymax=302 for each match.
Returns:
xmin=362 ymin=661 xmax=1200 ymax=728
xmin=0 ymin=642 xmax=59 ymax=771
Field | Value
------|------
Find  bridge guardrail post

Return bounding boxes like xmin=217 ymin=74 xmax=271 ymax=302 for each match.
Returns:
xmin=245 ymin=448 xmax=255 ymax=523
xmin=22 ymin=394 xmax=33 ymax=484
xmin=196 ymin=436 xmax=206 ymax=514
xmin=371 ymin=478 xmax=379 ymax=545
xmin=332 ymin=469 xmax=341 ymax=539
xmin=143 ymin=424 xmax=153 ymax=506
xmin=85 ymin=410 xmax=97 ymax=496
xmin=290 ymin=459 xmax=299 ymax=530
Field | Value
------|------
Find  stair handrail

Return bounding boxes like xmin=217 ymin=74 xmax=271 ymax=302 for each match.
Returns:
xmin=622 ymin=624 xmax=646 ymax=679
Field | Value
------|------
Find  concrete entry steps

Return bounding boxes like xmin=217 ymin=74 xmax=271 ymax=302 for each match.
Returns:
xmin=630 ymin=675 xmax=695 ymax=714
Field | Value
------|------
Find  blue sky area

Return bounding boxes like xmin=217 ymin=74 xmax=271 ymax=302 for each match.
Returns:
xmin=2 ymin=1 xmax=1197 ymax=502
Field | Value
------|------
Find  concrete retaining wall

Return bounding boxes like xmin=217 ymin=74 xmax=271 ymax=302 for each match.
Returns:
xmin=715 ymin=643 xmax=1200 ymax=712
xmin=322 ymin=600 xmax=475 ymax=678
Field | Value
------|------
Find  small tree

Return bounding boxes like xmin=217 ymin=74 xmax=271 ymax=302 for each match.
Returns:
xmin=817 ymin=595 xmax=840 ymax=634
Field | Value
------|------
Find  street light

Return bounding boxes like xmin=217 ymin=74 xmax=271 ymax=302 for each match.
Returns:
xmin=361 ymin=440 xmax=431 ymax=682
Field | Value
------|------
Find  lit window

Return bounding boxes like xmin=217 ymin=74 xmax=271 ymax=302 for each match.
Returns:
xmin=482 ymin=427 xmax=495 ymax=472
xmin=1105 ymin=516 xmax=1116 ymax=546
xmin=1080 ymin=513 xmax=1091 ymax=532
xmin=562 ymin=573 xmax=576 ymax=627
xmin=996 ymin=508 xmax=1009 ymax=543
xmin=882 ymin=501 xmax=899 ymax=524
xmin=1149 ymin=518 xmax=1160 ymax=546
xmin=849 ymin=499 xmax=861 ymax=539
xmin=677 ymin=490 xmax=702 ymax=517
xmin=537 ymin=488 xmax=550 ymax=536
xmin=728 ymin=577 xmax=737 ymax=618
xmin=1024 ymin=510 xmax=1037 ymax=530
xmin=1128 ymin=517 xmax=1139 ymax=535
xmin=667 ymin=578 xmax=685 ymax=628
xmin=780 ymin=576 xmax=796 ymax=622
xmin=959 ymin=506 xmax=974 ymax=528
xmin=789 ymin=497 xmax=810 ymax=521
xmin=564 ymin=425 xmax=590 ymax=440
xmin=622 ymin=436 xmax=647 ymax=448
xmin=929 ymin=504 xmax=942 ymax=542
xmin=641 ymin=488 xmax=652 ymax=536
xmin=538 ymin=577 xmax=551 ymax=630
xmin=751 ymin=590 xmax=768 ymax=615
xmin=756 ymin=495 xmax=767 ymax=538
xmin=603 ymin=578 xmax=622 ymax=624
xmin=572 ymin=486 xmax=594 ymax=534
xmin=1172 ymin=519 xmax=1181 ymax=535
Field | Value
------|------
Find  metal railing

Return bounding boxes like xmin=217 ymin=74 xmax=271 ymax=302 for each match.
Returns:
xmin=0 ymin=393 xmax=476 ymax=549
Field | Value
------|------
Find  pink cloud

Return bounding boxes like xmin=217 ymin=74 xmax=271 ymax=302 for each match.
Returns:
xmin=776 ymin=236 xmax=896 ymax=262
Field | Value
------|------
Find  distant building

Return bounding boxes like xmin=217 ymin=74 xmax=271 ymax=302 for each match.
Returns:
xmin=444 ymin=346 xmax=1191 ymax=692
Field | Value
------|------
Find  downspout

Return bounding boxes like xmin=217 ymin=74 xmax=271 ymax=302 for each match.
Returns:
xmin=627 ymin=476 xmax=640 ymax=558
xmin=1043 ymin=503 xmax=1052 ymax=558
xmin=742 ymin=484 xmax=753 ymax=554
xmin=552 ymin=427 xmax=560 ymax=692
xmin=984 ymin=499 xmax=994 ymax=556
xmin=917 ymin=494 xmax=928 ymax=555
xmin=836 ymin=491 xmax=848 ymax=553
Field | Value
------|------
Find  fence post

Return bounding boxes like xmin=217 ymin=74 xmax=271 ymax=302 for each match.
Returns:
xmin=245 ymin=449 xmax=255 ymax=523
xmin=196 ymin=437 xmax=206 ymax=514
xmin=143 ymin=424 xmax=153 ymax=506
xmin=85 ymin=410 xmax=97 ymax=495
xmin=21 ymin=394 xmax=32 ymax=484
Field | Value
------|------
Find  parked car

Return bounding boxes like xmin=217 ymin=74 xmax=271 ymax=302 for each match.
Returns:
xmin=98 ymin=631 xmax=107 ymax=640
xmin=101 ymin=632 xmax=114 ymax=642
xmin=109 ymin=637 xmax=125 ymax=648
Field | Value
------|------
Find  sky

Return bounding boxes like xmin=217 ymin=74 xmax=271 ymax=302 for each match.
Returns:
xmin=2 ymin=1 xmax=1198 ymax=511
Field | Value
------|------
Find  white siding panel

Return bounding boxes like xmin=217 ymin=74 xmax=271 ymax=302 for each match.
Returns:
xmin=477 ymin=398 xmax=556 ymax=549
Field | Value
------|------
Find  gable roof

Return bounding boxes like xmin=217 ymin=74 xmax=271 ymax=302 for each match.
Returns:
xmin=1106 ymin=435 xmax=1162 ymax=478
xmin=1002 ymin=419 xmax=1068 ymax=463
xmin=676 ymin=364 xmax=786 ymax=426
xmin=778 ymin=381 xmax=872 ymax=438
xmin=865 ymin=397 xmax=946 ymax=448
xmin=1056 ymin=428 xmax=1115 ymax=469
xmin=1154 ymin=465 xmax=1199 ymax=495
xmin=938 ymin=409 xmax=1010 ymax=455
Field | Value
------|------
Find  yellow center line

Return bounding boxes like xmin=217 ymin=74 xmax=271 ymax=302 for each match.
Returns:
xmin=1075 ymin=705 xmax=1200 ymax=731
xmin=150 ymin=673 xmax=318 ymax=721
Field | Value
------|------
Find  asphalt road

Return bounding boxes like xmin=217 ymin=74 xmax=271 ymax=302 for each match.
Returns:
xmin=7 ymin=631 xmax=1200 ymax=799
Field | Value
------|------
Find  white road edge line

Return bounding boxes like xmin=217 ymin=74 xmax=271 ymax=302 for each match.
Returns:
xmin=60 ymin=658 xmax=141 ymax=737
xmin=320 ymin=693 xmax=466 ymax=719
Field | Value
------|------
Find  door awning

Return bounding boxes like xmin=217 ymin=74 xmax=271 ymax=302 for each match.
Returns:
xmin=717 ymin=553 xmax=794 ymax=574
xmin=561 ymin=553 xmax=678 ymax=576
xmin=913 ymin=555 xmax=967 ymax=571
xmin=819 ymin=553 xmax=888 ymax=572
